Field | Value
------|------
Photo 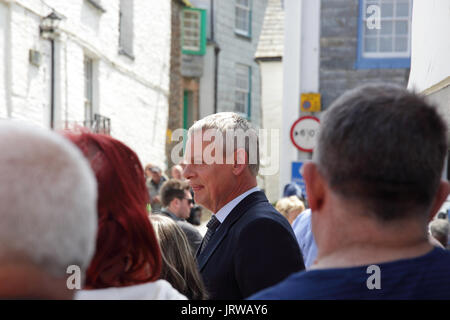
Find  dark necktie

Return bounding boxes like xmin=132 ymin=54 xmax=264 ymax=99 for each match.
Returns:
xmin=199 ymin=215 xmax=221 ymax=254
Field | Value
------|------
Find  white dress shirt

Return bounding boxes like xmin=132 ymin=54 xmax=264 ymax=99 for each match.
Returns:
xmin=214 ymin=186 xmax=260 ymax=224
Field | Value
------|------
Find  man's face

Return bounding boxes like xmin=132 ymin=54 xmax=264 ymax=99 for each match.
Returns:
xmin=182 ymin=132 xmax=235 ymax=212
xmin=151 ymin=171 xmax=161 ymax=183
xmin=178 ymin=190 xmax=194 ymax=219
xmin=171 ymin=167 xmax=182 ymax=180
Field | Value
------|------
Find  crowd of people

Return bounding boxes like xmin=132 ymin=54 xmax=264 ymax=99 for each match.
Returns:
xmin=0 ymin=83 xmax=449 ymax=300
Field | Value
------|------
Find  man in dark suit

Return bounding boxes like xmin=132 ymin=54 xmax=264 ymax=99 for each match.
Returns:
xmin=182 ymin=112 xmax=305 ymax=299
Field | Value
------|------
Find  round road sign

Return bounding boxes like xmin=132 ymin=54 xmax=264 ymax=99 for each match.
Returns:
xmin=290 ymin=116 xmax=320 ymax=152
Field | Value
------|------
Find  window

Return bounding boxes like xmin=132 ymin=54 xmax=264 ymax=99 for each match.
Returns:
xmin=84 ymin=57 xmax=94 ymax=123
xmin=181 ymin=8 xmax=206 ymax=55
xmin=356 ymin=0 xmax=412 ymax=69
xmin=235 ymin=64 xmax=251 ymax=118
xmin=189 ymin=0 xmax=211 ymax=40
xmin=119 ymin=0 xmax=134 ymax=58
xmin=235 ymin=0 xmax=251 ymax=37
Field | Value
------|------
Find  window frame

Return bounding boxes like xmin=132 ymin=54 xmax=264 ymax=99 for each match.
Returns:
xmin=355 ymin=0 xmax=412 ymax=69
xmin=234 ymin=0 xmax=252 ymax=38
xmin=118 ymin=0 xmax=134 ymax=59
xmin=181 ymin=8 xmax=207 ymax=55
xmin=234 ymin=64 xmax=252 ymax=119
xmin=84 ymin=57 xmax=94 ymax=123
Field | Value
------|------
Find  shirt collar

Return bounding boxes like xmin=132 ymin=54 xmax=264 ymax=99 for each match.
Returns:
xmin=162 ymin=208 xmax=181 ymax=221
xmin=214 ymin=186 xmax=260 ymax=223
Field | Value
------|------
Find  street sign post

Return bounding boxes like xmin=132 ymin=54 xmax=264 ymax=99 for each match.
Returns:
xmin=300 ymin=93 xmax=321 ymax=112
xmin=291 ymin=161 xmax=305 ymax=191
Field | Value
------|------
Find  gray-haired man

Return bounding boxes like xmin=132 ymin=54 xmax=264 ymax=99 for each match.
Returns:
xmin=0 ymin=121 xmax=97 ymax=299
xmin=250 ymin=84 xmax=450 ymax=299
xmin=182 ymin=112 xmax=304 ymax=299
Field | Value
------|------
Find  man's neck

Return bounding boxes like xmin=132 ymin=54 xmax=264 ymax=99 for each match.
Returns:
xmin=311 ymin=238 xmax=433 ymax=270
xmin=312 ymin=208 xmax=434 ymax=269
xmin=212 ymin=180 xmax=257 ymax=213
xmin=165 ymin=206 xmax=182 ymax=220
xmin=0 ymin=263 xmax=74 ymax=299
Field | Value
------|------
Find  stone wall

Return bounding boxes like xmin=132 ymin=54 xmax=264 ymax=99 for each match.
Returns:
xmin=320 ymin=0 xmax=410 ymax=109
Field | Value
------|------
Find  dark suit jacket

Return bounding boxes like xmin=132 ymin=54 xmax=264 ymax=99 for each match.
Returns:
xmin=156 ymin=209 xmax=203 ymax=254
xmin=196 ymin=191 xmax=305 ymax=299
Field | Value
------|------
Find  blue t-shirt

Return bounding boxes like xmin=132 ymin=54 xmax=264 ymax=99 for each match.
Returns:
xmin=292 ymin=209 xmax=317 ymax=268
xmin=249 ymin=247 xmax=450 ymax=299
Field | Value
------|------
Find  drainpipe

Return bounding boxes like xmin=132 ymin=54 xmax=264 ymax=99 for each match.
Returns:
xmin=211 ymin=0 xmax=220 ymax=114
xmin=40 ymin=11 xmax=62 ymax=129
xmin=50 ymin=39 xmax=55 ymax=129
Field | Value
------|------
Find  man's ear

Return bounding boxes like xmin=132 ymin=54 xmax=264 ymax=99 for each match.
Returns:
xmin=231 ymin=148 xmax=248 ymax=176
xmin=427 ymin=180 xmax=450 ymax=222
xmin=169 ymin=198 xmax=180 ymax=211
xmin=302 ymin=162 xmax=327 ymax=212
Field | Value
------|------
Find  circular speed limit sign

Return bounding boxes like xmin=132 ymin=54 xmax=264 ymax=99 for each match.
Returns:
xmin=290 ymin=116 xmax=320 ymax=152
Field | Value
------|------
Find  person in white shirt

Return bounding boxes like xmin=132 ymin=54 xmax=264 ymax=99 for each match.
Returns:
xmin=65 ymin=132 xmax=186 ymax=300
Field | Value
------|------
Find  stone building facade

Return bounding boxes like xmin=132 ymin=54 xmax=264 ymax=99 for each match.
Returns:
xmin=166 ymin=0 xmax=269 ymax=170
xmin=0 ymin=0 xmax=171 ymax=168
xmin=211 ymin=0 xmax=267 ymax=124
xmin=276 ymin=0 xmax=413 ymax=195
xmin=320 ymin=0 xmax=410 ymax=110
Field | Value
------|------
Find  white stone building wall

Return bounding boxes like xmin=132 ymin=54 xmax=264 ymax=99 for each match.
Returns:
xmin=259 ymin=61 xmax=283 ymax=203
xmin=0 ymin=0 xmax=170 ymax=168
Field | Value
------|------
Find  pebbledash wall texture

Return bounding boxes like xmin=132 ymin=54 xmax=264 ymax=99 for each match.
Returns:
xmin=0 ymin=0 xmax=170 ymax=168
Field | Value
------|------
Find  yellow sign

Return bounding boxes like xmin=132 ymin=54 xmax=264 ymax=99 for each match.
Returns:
xmin=300 ymin=93 xmax=321 ymax=112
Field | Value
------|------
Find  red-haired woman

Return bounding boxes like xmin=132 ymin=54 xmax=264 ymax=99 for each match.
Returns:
xmin=65 ymin=132 xmax=186 ymax=299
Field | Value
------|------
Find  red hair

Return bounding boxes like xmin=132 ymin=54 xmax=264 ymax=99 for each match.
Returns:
xmin=64 ymin=131 xmax=161 ymax=288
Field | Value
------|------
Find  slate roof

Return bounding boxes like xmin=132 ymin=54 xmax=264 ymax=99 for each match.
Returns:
xmin=255 ymin=0 xmax=285 ymax=60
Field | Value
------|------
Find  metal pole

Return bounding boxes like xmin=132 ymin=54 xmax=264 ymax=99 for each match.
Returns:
xmin=50 ymin=39 xmax=55 ymax=129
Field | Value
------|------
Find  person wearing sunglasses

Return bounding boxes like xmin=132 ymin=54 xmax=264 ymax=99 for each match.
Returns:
xmin=155 ymin=179 xmax=203 ymax=254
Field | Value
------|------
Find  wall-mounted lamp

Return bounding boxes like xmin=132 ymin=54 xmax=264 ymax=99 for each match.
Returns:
xmin=40 ymin=11 xmax=62 ymax=40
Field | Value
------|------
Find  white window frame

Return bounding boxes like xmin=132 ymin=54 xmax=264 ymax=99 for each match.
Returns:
xmin=235 ymin=0 xmax=251 ymax=37
xmin=119 ymin=0 xmax=134 ymax=58
xmin=84 ymin=57 xmax=94 ymax=123
xmin=361 ymin=0 xmax=412 ymax=59
xmin=182 ymin=9 xmax=201 ymax=52
xmin=234 ymin=64 xmax=250 ymax=117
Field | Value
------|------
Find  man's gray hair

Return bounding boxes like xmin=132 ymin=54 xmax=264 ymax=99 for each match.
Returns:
xmin=187 ymin=112 xmax=260 ymax=176
xmin=429 ymin=219 xmax=450 ymax=239
xmin=0 ymin=121 xmax=98 ymax=278
xmin=315 ymin=83 xmax=448 ymax=221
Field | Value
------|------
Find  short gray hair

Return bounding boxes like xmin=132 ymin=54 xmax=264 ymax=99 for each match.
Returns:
xmin=0 ymin=121 xmax=98 ymax=277
xmin=315 ymin=83 xmax=448 ymax=221
xmin=187 ymin=112 xmax=260 ymax=176
xmin=429 ymin=219 xmax=450 ymax=239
